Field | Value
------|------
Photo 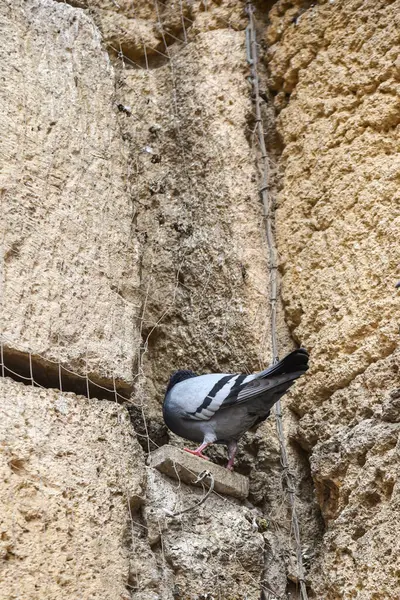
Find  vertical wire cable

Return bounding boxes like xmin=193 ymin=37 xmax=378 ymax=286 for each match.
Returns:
xmin=246 ymin=4 xmax=309 ymax=599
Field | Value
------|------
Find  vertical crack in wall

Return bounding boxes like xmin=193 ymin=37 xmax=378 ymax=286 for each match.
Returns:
xmin=247 ymin=3 xmax=326 ymax=598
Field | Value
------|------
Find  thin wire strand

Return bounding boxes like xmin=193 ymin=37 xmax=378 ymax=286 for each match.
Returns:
xmin=165 ymin=470 xmax=215 ymax=517
xmin=246 ymin=4 xmax=309 ymax=599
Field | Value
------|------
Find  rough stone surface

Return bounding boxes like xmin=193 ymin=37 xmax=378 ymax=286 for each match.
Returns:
xmin=149 ymin=444 xmax=249 ymax=500
xmin=3 ymin=0 xmax=400 ymax=598
xmin=0 ymin=377 xmax=146 ymax=600
xmin=120 ymin=24 xmax=273 ymax=395
xmin=142 ymin=468 xmax=264 ymax=600
xmin=0 ymin=0 xmax=141 ymax=386
xmin=110 ymin=7 xmax=319 ymax=596
xmin=0 ymin=2 xmax=311 ymax=599
xmin=266 ymin=0 xmax=400 ymax=597
xmin=267 ymin=0 xmax=400 ymax=410
xmin=302 ymin=350 xmax=400 ymax=598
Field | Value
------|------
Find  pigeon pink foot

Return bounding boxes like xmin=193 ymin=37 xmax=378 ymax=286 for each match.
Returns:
xmin=184 ymin=442 xmax=211 ymax=460
xmin=225 ymin=440 xmax=238 ymax=471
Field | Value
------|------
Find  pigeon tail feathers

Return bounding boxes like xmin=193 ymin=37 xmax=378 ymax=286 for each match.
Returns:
xmin=258 ymin=348 xmax=308 ymax=379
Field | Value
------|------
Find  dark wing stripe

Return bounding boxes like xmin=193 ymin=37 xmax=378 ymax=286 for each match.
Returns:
xmin=190 ymin=375 xmax=233 ymax=416
xmin=233 ymin=374 xmax=247 ymax=387
xmin=224 ymin=374 xmax=252 ymax=401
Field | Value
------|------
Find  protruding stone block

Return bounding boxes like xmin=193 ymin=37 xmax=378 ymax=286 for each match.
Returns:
xmin=0 ymin=377 xmax=146 ymax=600
xmin=148 ymin=445 xmax=249 ymax=500
xmin=0 ymin=0 xmax=141 ymax=386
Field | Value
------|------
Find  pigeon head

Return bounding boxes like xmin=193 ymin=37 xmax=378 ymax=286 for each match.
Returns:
xmin=165 ymin=370 xmax=197 ymax=394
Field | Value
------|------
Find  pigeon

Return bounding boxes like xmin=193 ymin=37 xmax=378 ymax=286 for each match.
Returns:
xmin=163 ymin=348 xmax=309 ymax=470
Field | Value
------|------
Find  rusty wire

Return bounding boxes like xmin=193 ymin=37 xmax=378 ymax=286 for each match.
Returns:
xmin=245 ymin=4 xmax=309 ymax=600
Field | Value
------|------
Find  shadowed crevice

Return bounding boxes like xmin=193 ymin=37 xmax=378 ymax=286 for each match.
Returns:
xmin=0 ymin=345 xmax=132 ymax=402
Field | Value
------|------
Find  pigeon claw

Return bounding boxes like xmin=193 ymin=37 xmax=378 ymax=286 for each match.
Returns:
xmin=184 ymin=448 xmax=210 ymax=460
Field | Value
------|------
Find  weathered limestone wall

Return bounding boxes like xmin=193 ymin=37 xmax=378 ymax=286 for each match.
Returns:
xmin=0 ymin=378 xmax=266 ymax=600
xmin=2 ymin=0 xmax=399 ymax=598
xmin=0 ymin=2 xmax=300 ymax=599
xmin=266 ymin=0 xmax=400 ymax=597
xmin=0 ymin=0 xmax=141 ymax=389
xmin=94 ymin=4 xmax=319 ymax=597
xmin=0 ymin=377 xmax=146 ymax=600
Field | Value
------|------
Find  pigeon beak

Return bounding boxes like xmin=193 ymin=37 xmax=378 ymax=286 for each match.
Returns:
xmin=396 ymin=281 xmax=400 ymax=289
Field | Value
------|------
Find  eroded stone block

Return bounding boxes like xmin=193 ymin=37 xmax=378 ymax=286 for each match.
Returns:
xmin=0 ymin=377 xmax=145 ymax=600
xmin=0 ymin=0 xmax=141 ymax=385
xmin=148 ymin=444 xmax=249 ymax=500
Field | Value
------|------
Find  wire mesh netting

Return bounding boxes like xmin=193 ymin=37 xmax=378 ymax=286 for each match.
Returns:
xmin=0 ymin=1 xmax=310 ymax=598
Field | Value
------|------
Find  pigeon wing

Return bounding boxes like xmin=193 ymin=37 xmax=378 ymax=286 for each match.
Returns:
xmin=220 ymin=377 xmax=275 ymax=408
xmin=220 ymin=348 xmax=309 ymax=408
xmin=182 ymin=374 xmax=251 ymax=421
xmin=220 ymin=371 xmax=305 ymax=409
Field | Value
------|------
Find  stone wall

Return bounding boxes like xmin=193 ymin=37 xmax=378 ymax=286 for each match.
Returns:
xmin=1 ymin=0 xmax=399 ymax=599
xmin=0 ymin=378 xmax=145 ymax=600
xmin=267 ymin=0 xmax=400 ymax=597
xmin=0 ymin=0 xmax=141 ymax=389
xmin=0 ymin=1 xmax=289 ymax=599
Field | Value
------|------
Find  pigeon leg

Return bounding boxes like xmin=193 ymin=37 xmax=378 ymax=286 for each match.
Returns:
xmin=226 ymin=441 xmax=238 ymax=471
xmin=184 ymin=441 xmax=211 ymax=460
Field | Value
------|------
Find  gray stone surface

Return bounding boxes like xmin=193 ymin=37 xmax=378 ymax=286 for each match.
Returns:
xmin=148 ymin=444 xmax=249 ymax=500
xmin=142 ymin=468 xmax=264 ymax=599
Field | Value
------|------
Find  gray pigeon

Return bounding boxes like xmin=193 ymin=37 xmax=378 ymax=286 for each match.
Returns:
xmin=163 ymin=348 xmax=309 ymax=470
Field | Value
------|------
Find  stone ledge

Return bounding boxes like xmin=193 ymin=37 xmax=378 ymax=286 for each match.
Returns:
xmin=148 ymin=445 xmax=249 ymax=500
